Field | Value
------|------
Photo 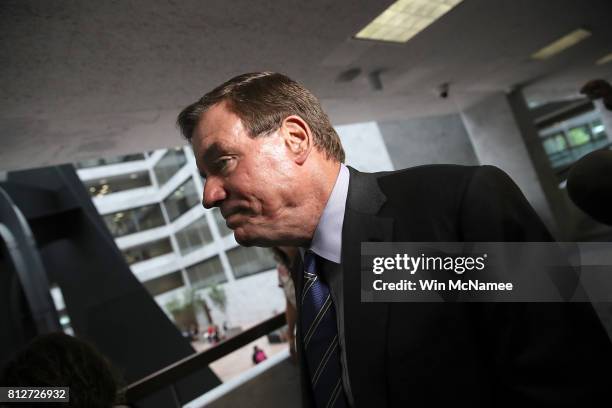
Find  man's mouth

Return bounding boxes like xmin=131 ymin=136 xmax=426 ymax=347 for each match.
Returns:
xmin=225 ymin=210 xmax=247 ymax=228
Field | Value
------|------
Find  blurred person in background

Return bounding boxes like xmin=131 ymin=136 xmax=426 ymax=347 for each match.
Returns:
xmin=252 ymin=345 xmax=267 ymax=365
xmin=272 ymin=246 xmax=298 ymax=361
xmin=581 ymin=78 xmax=612 ymax=110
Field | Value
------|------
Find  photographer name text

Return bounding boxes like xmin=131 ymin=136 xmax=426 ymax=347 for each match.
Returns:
xmin=371 ymin=254 xmax=513 ymax=292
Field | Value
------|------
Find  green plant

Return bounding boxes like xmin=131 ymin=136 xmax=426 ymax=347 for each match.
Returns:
xmin=165 ymin=297 xmax=182 ymax=314
xmin=207 ymin=284 xmax=227 ymax=311
xmin=164 ymin=288 xmax=200 ymax=331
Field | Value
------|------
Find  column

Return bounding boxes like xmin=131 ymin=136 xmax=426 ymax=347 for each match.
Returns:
xmin=460 ymin=91 xmax=568 ymax=238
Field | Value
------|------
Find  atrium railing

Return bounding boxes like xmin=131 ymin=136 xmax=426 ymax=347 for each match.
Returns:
xmin=122 ymin=313 xmax=286 ymax=406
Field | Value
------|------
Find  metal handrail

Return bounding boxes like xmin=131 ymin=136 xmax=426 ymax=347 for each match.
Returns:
xmin=0 ymin=186 xmax=61 ymax=334
xmin=123 ymin=313 xmax=286 ymax=404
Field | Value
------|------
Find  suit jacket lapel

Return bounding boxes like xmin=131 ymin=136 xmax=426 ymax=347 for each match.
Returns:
xmin=342 ymin=167 xmax=393 ymax=407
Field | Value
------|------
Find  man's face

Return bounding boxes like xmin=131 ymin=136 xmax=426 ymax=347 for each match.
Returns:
xmin=191 ymin=101 xmax=301 ymax=246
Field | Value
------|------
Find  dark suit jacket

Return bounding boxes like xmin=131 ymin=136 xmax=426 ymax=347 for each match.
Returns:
xmin=294 ymin=165 xmax=612 ymax=407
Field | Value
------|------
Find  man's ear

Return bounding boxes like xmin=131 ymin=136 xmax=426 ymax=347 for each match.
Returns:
xmin=280 ymin=115 xmax=312 ymax=165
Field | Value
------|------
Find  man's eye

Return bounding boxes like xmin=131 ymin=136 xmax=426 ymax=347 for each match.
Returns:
xmin=216 ymin=157 xmax=234 ymax=172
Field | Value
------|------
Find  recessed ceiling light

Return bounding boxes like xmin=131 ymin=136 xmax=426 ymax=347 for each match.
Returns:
xmin=595 ymin=52 xmax=612 ymax=65
xmin=354 ymin=0 xmax=464 ymax=44
xmin=530 ymin=28 xmax=591 ymax=60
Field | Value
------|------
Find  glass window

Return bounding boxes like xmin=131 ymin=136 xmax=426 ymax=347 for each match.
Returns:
xmin=175 ymin=216 xmax=214 ymax=255
xmin=122 ymin=237 xmax=173 ymax=265
xmin=542 ymin=133 xmax=567 ymax=155
xmin=226 ymin=246 xmax=276 ymax=279
xmin=163 ymin=179 xmax=200 ymax=222
xmin=566 ymin=125 xmax=591 ymax=147
xmin=84 ymin=171 xmax=151 ymax=197
xmin=186 ymin=256 xmax=227 ymax=288
xmin=212 ymin=208 xmax=232 ymax=236
xmin=103 ymin=204 xmax=165 ymax=237
xmin=154 ymin=148 xmax=187 ymax=186
xmin=75 ymin=153 xmax=145 ymax=169
xmin=143 ymin=271 xmax=184 ymax=297
xmin=538 ymin=110 xmax=608 ymax=177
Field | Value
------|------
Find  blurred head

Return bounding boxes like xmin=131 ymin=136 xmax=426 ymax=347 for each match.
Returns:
xmin=0 ymin=333 xmax=122 ymax=408
xmin=177 ymin=72 xmax=344 ymax=247
xmin=567 ymin=149 xmax=612 ymax=225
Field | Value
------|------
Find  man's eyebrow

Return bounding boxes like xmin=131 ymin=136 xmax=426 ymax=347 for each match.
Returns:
xmin=201 ymin=142 xmax=224 ymax=163
xmin=198 ymin=142 xmax=224 ymax=179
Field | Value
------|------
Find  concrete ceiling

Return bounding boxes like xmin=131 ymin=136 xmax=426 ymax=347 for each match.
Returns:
xmin=2 ymin=0 xmax=612 ymax=170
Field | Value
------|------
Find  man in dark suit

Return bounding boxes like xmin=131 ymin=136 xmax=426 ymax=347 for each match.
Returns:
xmin=178 ymin=72 xmax=612 ymax=407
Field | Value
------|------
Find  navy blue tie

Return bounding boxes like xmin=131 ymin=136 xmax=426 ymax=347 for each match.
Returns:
xmin=301 ymin=251 xmax=347 ymax=408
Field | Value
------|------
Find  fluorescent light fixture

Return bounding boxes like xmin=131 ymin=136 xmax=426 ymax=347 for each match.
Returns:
xmin=355 ymin=0 xmax=464 ymax=43
xmin=595 ymin=52 xmax=612 ymax=65
xmin=530 ymin=29 xmax=591 ymax=60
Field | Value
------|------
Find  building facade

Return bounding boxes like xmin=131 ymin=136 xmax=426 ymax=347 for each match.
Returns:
xmin=75 ymin=146 xmax=284 ymax=330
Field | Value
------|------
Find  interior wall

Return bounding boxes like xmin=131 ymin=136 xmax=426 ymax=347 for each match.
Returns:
xmin=377 ymin=113 xmax=479 ymax=169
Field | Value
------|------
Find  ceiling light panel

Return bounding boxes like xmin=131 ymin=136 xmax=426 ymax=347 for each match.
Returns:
xmin=595 ymin=52 xmax=612 ymax=65
xmin=530 ymin=29 xmax=591 ymax=60
xmin=355 ymin=0 xmax=464 ymax=43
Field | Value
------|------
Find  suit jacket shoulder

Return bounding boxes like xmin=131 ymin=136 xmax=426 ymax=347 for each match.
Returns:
xmin=347 ymin=164 xmax=552 ymax=242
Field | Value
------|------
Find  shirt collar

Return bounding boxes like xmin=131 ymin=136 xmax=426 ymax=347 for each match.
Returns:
xmin=308 ymin=164 xmax=350 ymax=264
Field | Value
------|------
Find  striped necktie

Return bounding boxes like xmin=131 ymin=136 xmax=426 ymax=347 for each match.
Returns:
xmin=301 ymin=251 xmax=347 ymax=408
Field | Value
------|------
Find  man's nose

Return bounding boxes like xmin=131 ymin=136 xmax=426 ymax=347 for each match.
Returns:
xmin=202 ymin=177 xmax=227 ymax=209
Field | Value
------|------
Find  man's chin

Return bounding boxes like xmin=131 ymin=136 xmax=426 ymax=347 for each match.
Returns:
xmin=233 ymin=227 xmax=276 ymax=247
xmin=233 ymin=232 xmax=254 ymax=247
xmin=232 ymin=227 xmax=256 ymax=247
